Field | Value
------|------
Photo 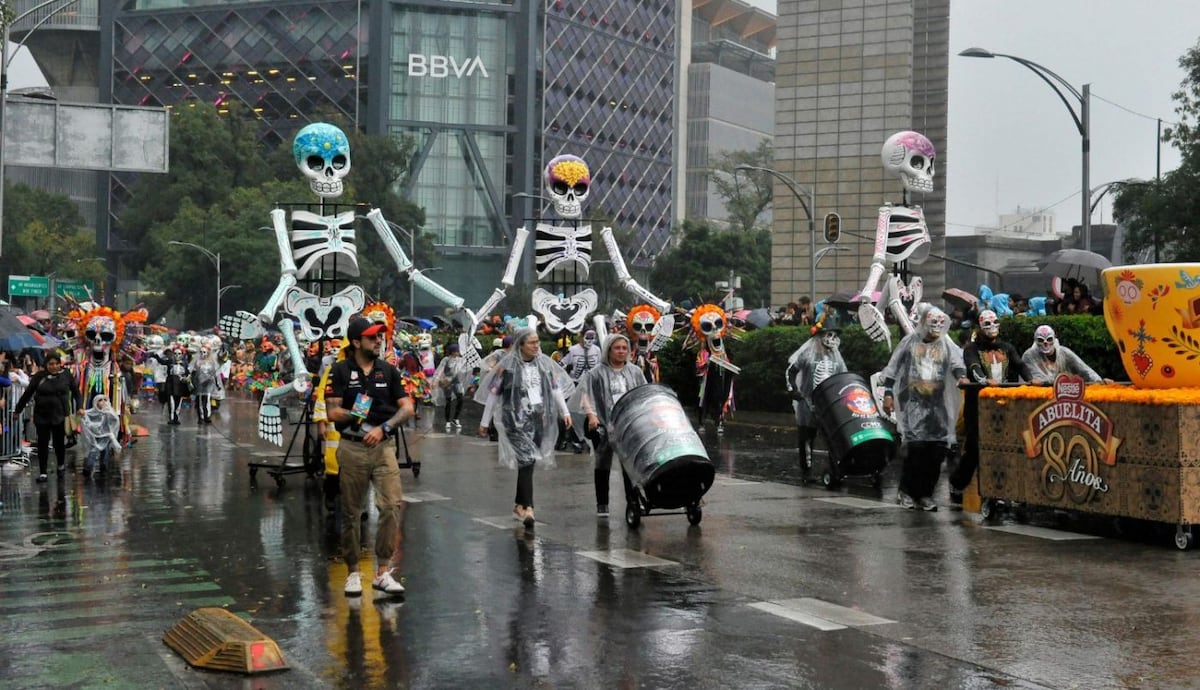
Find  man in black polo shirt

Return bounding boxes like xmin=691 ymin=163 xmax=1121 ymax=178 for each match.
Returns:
xmin=326 ymin=317 xmax=414 ymax=597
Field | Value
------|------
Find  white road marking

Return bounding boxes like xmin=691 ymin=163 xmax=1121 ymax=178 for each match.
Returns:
xmin=814 ymin=496 xmax=905 ymax=509
xmin=749 ymin=597 xmax=895 ymax=630
xmin=984 ymin=524 xmax=1102 ymax=541
xmin=576 ymin=549 xmax=678 ymax=568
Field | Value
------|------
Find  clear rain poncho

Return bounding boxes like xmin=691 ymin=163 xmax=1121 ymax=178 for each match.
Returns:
xmin=81 ymin=394 xmax=122 ymax=456
xmin=431 ymin=353 xmax=472 ymax=407
xmin=785 ymin=334 xmax=847 ymax=428
xmin=475 ymin=328 xmax=575 ymax=469
xmin=881 ymin=305 xmax=966 ymax=445
xmin=568 ymin=334 xmax=648 ymax=451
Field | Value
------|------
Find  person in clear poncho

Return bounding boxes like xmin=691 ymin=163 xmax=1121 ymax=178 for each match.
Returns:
xmin=190 ymin=343 xmax=221 ymax=424
xmin=476 ymin=327 xmax=574 ymax=527
xmin=81 ymin=393 xmax=121 ymax=477
xmin=569 ymin=333 xmax=647 ymax=518
xmin=784 ymin=320 xmax=847 ymax=479
xmin=881 ymin=303 xmax=967 ymax=511
xmin=1021 ymin=324 xmax=1107 ymax=385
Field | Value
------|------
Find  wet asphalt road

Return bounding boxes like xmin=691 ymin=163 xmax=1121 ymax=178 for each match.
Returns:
xmin=2 ymin=395 xmax=1199 ymax=689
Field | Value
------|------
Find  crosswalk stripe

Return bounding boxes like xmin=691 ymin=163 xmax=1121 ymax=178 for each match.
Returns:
xmin=2 ymin=569 xmax=208 ymax=594
xmin=0 ymin=582 xmax=221 ymax=610
xmin=0 ymin=557 xmax=199 ymax=575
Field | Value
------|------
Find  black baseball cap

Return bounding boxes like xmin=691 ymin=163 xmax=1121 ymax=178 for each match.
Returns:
xmin=348 ymin=317 xmax=385 ymax=341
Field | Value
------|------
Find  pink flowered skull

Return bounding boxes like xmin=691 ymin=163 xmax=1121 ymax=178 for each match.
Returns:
xmin=881 ymin=131 xmax=936 ymax=193
xmin=85 ymin=316 xmax=117 ymax=355
xmin=978 ymin=309 xmax=1000 ymax=338
xmin=544 ymin=154 xmax=590 ymax=219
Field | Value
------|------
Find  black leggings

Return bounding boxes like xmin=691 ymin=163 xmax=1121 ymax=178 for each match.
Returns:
xmin=444 ymin=390 xmax=463 ymax=423
xmin=515 ymin=465 xmax=534 ymax=507
xmin=36 ymin=422 xmax=66 ymax=474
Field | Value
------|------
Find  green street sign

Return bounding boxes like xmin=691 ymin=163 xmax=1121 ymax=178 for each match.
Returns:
xmin=54 ymin=280 xmax=95 ymax=300
xmin=8 ymin=275 xmax=50 ymax=298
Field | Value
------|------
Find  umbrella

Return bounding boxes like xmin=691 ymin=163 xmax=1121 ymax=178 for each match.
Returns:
xmin=1036 ymin=249 xmax=1112 ymax=280
xmin=942 ymin=288 xmax=978 ymax=313
xmin=0 ymin=308 xmax=45 ymax=351
xmin=30 ymin=309 xmax=50 ymax=321
xmin=824 ymin=291 xmax=861 ymax=309
xmin=16 ymin=314 xmax=37 ymax=327
xmin=742 ymin=307 xmax=773 ymax=329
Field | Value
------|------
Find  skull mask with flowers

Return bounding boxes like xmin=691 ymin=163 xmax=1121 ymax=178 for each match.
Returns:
xmin=294 ymin=123 xmax=351 ymax=199
xmin=626 ymin=304 xmax=660 ymax=350
xmin=690 ymin=304 xmax=730 ymax=357
xmin=85 ymin=316 xmax=118 ymax=362
xmin=544 ymin=154 xmax=590 ymax=219
xmin=977 ymin=309 xmax=1000 ymax=339
xmin=918 ymin=305 xmax=949 ymax=341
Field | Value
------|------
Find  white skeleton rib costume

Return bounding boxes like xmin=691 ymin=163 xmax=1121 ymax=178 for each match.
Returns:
xmin=460 ymin=154 xmax=673 ymax=369
xmin=220 ymin=123 xmax=466 ymax=445
xmin=856 ymin=131 xmax=936 ymax=349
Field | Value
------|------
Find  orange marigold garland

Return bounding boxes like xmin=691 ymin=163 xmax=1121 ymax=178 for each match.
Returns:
xmin=979 ymin=384 xmax=1200 ymax=406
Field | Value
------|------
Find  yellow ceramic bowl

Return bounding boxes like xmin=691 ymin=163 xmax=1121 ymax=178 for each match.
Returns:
xmin=1102 ymin=263 xmax=1200 ymax=388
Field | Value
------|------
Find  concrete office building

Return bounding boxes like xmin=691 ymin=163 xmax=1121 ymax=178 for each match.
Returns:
xmin=772 ymin=0 xmax=949 ymax=307
xmin=685 ymin=0 xmax=776 ymax=226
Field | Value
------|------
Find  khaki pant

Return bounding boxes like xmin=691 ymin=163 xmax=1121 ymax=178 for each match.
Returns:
xmin=337 ymin=437 xmax=404 ymax=570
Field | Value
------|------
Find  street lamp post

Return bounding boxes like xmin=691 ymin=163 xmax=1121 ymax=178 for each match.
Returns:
xmin=1 ymin=0 xmax=83 ymax=258
xmin=169 ymin=241 xmax=221 ymax=325
xmin=959 ymin=47 xmax=1091 ymax=252
xmin=733 ymin=165 xmax=817 ymax=301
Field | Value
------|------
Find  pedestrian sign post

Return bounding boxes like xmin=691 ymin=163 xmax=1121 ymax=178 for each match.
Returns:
xmin=7 ymin=275 xmax=50 ymax=298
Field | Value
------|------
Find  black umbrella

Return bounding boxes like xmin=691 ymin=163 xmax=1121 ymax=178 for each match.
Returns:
xmin=824 ymin=291 xmax=861 ymax=309
xmin=0 ymin=307 xmax=44 ymax=351
xmin=1036 ymin=249 xmax=1112 ymax=280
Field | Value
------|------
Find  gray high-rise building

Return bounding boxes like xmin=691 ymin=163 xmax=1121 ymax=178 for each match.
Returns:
xmin=773 ymin=0 xmax=949 ymax=307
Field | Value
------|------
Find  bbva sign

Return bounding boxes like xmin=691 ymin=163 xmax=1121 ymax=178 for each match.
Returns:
xmin=408 ymin=54 xmax=490 ymax=78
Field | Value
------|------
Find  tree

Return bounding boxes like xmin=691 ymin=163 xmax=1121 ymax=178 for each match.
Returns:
xmin=0 ymin=182 xmax=101 ymax=282
xmin=650 ymin=219 xmax=771 ymax=308
xmin=118 ymin=103 xmax=272 ymax=272
xmin=710 ymin=140 xmax=774 ymax=233
xmin=1113 ymin=39 xmax=1200 ymax=261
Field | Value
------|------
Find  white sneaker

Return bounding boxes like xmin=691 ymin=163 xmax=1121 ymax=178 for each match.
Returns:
xmin=344 ymin=571 xmax=363 ymax=596
xmin=454 ymin=420 xmax=462 ymax=431
xmin=445 ymin=422 xmax=452 ymax=432
xmin=372 ymin=569 xmax=406 ymax=595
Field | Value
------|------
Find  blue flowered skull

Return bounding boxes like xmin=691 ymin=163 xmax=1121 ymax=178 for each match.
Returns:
xmin=293 ymin=123 xmax=351 ymax=198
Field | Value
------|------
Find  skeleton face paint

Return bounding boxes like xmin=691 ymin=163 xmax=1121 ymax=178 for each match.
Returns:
xmin=978 ymin=310 xmax=1000 ymax=338
xmin=1035 ymin=325 xmax=1057 ymax=355
xmin=821 ymin=331 xmax=840 ymax=351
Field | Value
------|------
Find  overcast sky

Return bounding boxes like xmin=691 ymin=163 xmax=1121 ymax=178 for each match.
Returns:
xmin=7 ymin=1 xmax=1198 ymax=237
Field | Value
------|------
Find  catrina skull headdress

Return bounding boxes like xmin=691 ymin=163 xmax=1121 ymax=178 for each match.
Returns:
xmin=690 ymin=304 xmax=729 ymax=356
xmin=626 ymin=304 xmax=661 ymax=345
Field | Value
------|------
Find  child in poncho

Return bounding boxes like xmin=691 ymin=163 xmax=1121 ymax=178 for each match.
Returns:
xmin=82 ymin=394 xmax=121 ymax=477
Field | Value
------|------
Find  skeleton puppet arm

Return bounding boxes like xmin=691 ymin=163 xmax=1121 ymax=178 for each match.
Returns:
xmin=600 ymin=227 xmax=670 ymax=315
xmin=259 ymin=210 xmax=300 ymax=324
xmin=366 ymin=208 xmax=465 ymax=310
xmin=456 ymin=228 xmax=530 ymax=369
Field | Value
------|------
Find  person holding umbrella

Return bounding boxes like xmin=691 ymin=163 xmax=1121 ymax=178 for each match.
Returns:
xmin=14 ymin=353 xmax=81 ymax=482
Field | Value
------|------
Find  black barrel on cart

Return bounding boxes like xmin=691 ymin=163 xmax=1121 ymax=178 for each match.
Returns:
xmin=611 ymin=384 xmax=714 ymax=510
xmin=811 ymin=372 xmax=894 ymax=476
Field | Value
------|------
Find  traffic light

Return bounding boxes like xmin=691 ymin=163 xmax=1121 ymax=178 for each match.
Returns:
xmin=823 ymin=212 xmax=841 ymax=243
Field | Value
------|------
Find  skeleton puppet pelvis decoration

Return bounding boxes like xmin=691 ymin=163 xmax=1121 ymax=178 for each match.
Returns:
xmin=856 ymin=131 xmax=935 ymax=349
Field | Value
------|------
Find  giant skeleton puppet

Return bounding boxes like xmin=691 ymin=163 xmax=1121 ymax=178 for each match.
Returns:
xmin=459 ymin=155 xmax=673 ymax=369
xmin=856 ymin=131 xmax=936 ymax=349
xmin=222 ymin=123 xmax=466 ymax=444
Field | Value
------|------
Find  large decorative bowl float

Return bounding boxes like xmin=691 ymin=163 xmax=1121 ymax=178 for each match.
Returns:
xmin=1103 ymin=263 xmax=1200 ymax=389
